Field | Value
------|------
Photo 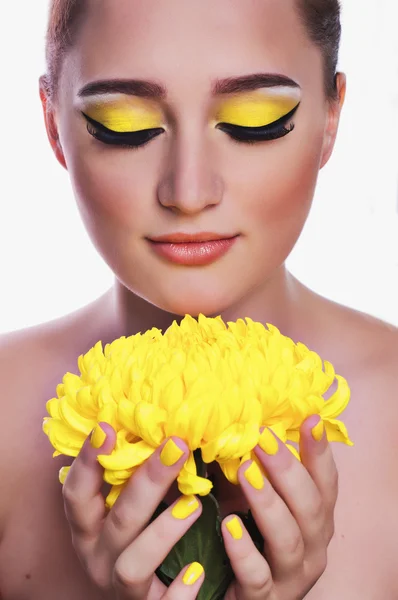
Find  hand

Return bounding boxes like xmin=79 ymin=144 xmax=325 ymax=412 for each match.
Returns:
xmin=62 ymin=425 xmax=205 ymax=599
xmin=221 ymin=415 xmax=337 ymax=600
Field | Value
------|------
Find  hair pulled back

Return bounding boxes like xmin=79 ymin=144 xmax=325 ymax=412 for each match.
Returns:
xmin=43 ymin=0 xmax=341 ymax=103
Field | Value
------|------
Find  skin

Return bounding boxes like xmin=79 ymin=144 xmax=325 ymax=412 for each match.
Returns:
xmin=82 ymin=96 xmax=165 ymax=132
xmin=1 ymin=0 xmax=398 ymax=598
xmin=43 ymin=0 xmax=343 ymax=330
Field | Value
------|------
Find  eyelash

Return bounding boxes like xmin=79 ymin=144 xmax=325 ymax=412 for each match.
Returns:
xmin=83 ymin=113 xmax=163 ymax=150
xmin=82 ymin=103 xmax=299 ymax=150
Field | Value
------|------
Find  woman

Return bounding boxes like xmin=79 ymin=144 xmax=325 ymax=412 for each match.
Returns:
xmin=0 ymin=0 xmax=397 ymax=598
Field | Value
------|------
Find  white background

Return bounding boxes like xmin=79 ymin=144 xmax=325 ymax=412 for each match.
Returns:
xmin=1 ymin=0 xmax=397 ymax=334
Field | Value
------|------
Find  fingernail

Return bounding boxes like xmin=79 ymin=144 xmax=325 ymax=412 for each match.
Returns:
xmin=172 ymin=495 xmax=199 ymax=520
xmin=160 ymin=438 xmax=184 ymax=466
xmin=59 ymin=466 xmax=71 ymax=484
xmin=226 ymin=516 xmax=243 ymax=540
xmin=244 ymin=461 xmax=265 ymax=490
xmin=311 ymin=419 xmax=324 ymax=442
xmin=90 ymin=424 xmax=107 ymax=449
xmin=258 ymin=428 xmax=279 ymax=455
xmin=183 ymin=562 xmax=204 ymax=585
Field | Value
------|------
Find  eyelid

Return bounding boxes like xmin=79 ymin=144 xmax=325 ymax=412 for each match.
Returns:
xmin=216 ymin=103 xmax=299 ymax=144
xmin=81 ymin=102 xmax=164 ymax=132
xmin=81 ymin=112 xmax=163 ymax=135
xmin=217 ymin=102 xmax=300 ymax=130
xmin=214 ymin=96 xmax=300 ymax=128
xmin=82 ymin=99 xmax=300 ymax=150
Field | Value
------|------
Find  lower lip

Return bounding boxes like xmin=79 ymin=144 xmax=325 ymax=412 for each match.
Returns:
xmin=148 ymin=237 xmax=238 ymax=266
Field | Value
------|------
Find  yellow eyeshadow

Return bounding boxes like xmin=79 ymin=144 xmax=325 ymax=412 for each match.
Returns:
xmin=84 ymin=102 xmax=163 ymax=132
xmin=215 ymin=93 xmax=300 ymax=128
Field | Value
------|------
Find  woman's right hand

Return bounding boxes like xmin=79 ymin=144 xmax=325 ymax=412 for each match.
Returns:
xmin=62 ymin=423 xmax=204 ymax=599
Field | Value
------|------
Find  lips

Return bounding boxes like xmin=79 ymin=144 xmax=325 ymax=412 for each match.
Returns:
xmin=149 ymin=232 xmax=237 ymax=243
xmin=147 ymin=233 xmax=239 ymax=266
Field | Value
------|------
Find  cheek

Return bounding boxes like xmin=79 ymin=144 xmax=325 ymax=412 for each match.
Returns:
xmin=233 ymin=132 xmax=323 ymax=245
xmin=66 ymin=148 xmax=153 ymax=236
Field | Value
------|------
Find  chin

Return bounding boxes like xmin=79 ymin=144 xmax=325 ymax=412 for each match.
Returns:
xmin=149 ymin=291 xmax=234 ymax=319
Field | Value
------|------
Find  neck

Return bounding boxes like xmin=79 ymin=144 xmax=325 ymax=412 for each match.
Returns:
xmin=103 ymin=265 xmax=314 ymax=343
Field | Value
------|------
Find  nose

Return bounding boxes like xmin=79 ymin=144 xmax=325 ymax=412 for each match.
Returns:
xmin=157 ymin=128 xmax=222 ymax=215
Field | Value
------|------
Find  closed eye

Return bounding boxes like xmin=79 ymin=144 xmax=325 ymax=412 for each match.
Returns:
xmin=216 ymin=102 xmax=300 ymax=144
xmin=82 ymin=101 xmax=300 ymax=150
xmin=82 ymin=112 xmax=165 ymax=149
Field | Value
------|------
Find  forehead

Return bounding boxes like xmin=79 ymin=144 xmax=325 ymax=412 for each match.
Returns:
xmin=66 ymin=0 xmax=322 ymax=100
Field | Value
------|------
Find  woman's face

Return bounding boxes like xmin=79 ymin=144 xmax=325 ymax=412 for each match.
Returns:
xmin=46 ymin=0 xmax=345 ymax=316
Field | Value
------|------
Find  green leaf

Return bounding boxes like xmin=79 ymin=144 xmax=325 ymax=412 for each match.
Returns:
xmin=155 ymin=494 xmax=234 ymax=600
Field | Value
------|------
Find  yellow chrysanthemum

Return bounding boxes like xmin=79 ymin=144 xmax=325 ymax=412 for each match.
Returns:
xmin=43 ymin=314 xmax=353 ymax=508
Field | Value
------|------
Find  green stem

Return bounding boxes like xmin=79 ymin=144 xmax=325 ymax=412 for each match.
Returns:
xmin=193 ymin=448 xmax=207 ymax=478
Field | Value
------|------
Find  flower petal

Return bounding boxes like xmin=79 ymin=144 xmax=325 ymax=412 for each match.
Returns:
xmin=58 ymin=396 xmax=96 ymax=435
xmin=43 ymin=419 xmax=86 ymax=457
xmin=97 ymin=401 xmax=118 ymax=430
xmin=267 ymin=421 xmax=288 ymax=442
xmin=286 ymin=428 xmax=300 ymax=443
xmin=105 ymin=484 xmax=126 ymax=509
xmin=134 ymin=402 xmax=167 ymax=446
xmin=286 ymin=443 xmax=301 ymax=461
xmin=218 ymin=458 xmax=240 ymax=485
xmin=98 ymin=440 xmax=155 ymax=470
xmin=104 ymin=467 xmax=135 ymax=486
xmin=46 ymin=398 xmax=61 ymax=419
xmin=324 ymin=418 xmax=354 ymax=445
xmin=177 ymin=452 xmax=213 ymax=496
xmin=202 ymin=422 xmax=259 ymax=463
xmin=321 ymin=375 xmax=351 ymax=420
xmin=44 ymin=314 xmax=353 ymax=498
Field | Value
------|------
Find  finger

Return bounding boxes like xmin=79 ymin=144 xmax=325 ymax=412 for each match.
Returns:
xmin=299 ymin=414 xmax=339 ymax=540
xmin=113 ymin=495 xmax=202 ymax=600
xmin=222 ymin=515 xmax=273 ymax=600
xmin=162 ymin=562 xmax=205 ymax=599
xmin=238 ymin=459 xmax=304 ymax=579
xmin=252 ymin=427 xmax=326 ymax=559
xmin=63 ymin=422 xmax=116 ymax=549
xmin=100 ymin=438 xmax=189 ymax=560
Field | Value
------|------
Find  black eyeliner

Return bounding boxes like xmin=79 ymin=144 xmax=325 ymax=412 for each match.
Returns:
xmin=82 ymin=100 xmax=300 ymax=149
xmin=216 ymin=102 xmax=300 ymax=141
xmin=82 ymin=112 xmax=164 ymax=146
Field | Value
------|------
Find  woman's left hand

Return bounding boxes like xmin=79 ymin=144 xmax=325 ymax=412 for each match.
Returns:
xmin=222 ymin=415 xmax=337 ymax=600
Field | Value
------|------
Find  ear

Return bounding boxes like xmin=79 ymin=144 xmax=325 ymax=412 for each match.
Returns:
xmin=319 ymin=72 xmax=346 ymax=169
xmin=39 ymin=75 xmax=68 ymax=170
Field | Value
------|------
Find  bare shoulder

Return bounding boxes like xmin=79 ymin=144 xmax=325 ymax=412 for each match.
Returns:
xmin=349 ymin=308 xmax=398 ymax=399
xmin=0 ymin=319 xmax=77 ymax=531
xmin=0 ymin=289 xmax=117 ymax=408
xmin=298 ymin=295 xmax=398 ymax=597
xmin=324 ymin=297 xmax=398 ymax=455
xmin=312 ymin=296 xmax=398 ymax=450
xmin=0 ymin=293 xmax=115 ymax=534
xmin=306 ymin=291 xmax=398 ymax=376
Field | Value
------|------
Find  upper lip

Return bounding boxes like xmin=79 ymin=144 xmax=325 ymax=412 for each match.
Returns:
xmin=148 ymin=232 xmax=238 ymax=243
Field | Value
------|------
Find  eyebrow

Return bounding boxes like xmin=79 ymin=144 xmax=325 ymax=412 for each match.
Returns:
xmin=77 ymin=73 xmax=300 ymax=99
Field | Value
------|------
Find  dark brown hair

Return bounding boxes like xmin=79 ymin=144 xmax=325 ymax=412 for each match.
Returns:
xmin=43 ymin=0 xmax=341 ymax=103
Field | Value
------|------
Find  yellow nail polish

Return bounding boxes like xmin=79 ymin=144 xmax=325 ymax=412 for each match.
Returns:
xmin=172 ymin=495 xmax=199 ymax=519
xmin=312 ymin=420 xmax=324 ymax=442
xmin=183 ymin=562 xmax=204 ymax=585
xmin=90 ymin=424 xmax=106 ymax=449
xmin=258 ymin=428 xmax=279 ymax=455
xmin=226 ymin=516 xmax=243 ymax=540
xmin=59 ymin=466 xmax=71 ymax=485
xmin=160 ymin=439 xmax=184 ymax=466
xmin=244 ymin=461 xmax=264 ymax=490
